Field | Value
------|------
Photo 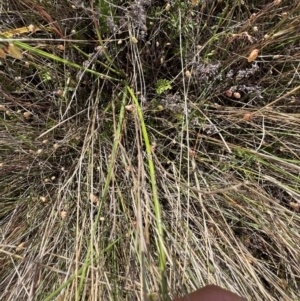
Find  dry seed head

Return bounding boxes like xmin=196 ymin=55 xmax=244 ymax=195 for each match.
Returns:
xmin=131 ymin=36 xmax=138 ymax=44
xmin=42 ymin=139 xmax=49 ymax=144
xmin=243 ymin=113 xmax=252 ymax=121
xmin=278 ymin=279 xmax=288 ymax=290
xmin=90 ymin=193 xmax=99 ymax=205
xmin=15 ymin=242 xmax=26 ymax=252
xmin=247 ymin=49 xmax=259 ymax=62
xmin=60 ymin=210 xmax=67 ymax=219
xmin=27 ymin=24 xmax=36 ymax=33
xmin=125 ymin=104 xmax=135 ymax=112
xmin=185 ymin=70 xmax=192 ymax=78
xmin=53 ymin=143 xmax=59 ymax=150
xmin=165 ymin=3 xmax=171 ymax=11
xmin=233 ymin=92 xmax=241 ymax=99
xmin=56 ymin=89 xmax=63 ymax=97
xmin=40 ymin=196 xmax=47 ymax=203
xmin=289 ymin=202 xmax=299 ymax=211
xmin=225 ymin=90 xmax=233 ymax=97
xmin=57 ymin=45 xmax=65 ymax=51
xmin=95 ymin=45 xmax=103 ymax=52
xmin=250 ymin=13 xmax=256 ymax=21
xmin=5 ymin=110 xmax=11 ymax=116
xmin=23 ymin=111 xmax=32 ymax=118
xmin=189 ymin=149 xmax=196 ymax=157
xmin=36 ymin=149 xmax=43 ymax=154
xmin=151 ymin=142 xmax=157 ymax=153
xmin=245 ymin=254 xmax=254 ymax=264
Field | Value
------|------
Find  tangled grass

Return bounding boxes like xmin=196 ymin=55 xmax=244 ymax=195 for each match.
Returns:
xmin=0 ymin=0 xmax=300 ymax=300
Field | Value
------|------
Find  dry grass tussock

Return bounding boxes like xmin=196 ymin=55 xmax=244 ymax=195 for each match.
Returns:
xmin=0 ymin=0 xmax=300 ymax=300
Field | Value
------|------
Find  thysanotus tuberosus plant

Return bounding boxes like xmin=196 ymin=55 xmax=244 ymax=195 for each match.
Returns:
xmin=0 ymin=0 xmax=300 ymax=300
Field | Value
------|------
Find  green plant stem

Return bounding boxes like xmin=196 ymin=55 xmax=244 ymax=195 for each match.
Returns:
xmin=126 ymin=85 xmax=167 ymax=300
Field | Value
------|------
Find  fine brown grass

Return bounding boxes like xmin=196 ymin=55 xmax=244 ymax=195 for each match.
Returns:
xmin=1 ymin=0 xmax=300 ymax=300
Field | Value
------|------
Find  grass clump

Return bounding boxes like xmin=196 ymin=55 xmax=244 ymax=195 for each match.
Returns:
xmin=0 ymin=0 xmax=300 ymax=300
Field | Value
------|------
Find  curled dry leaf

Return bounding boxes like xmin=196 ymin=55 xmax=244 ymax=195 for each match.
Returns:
xmin=247 ymin=49 xmax=259 ymax=62
xmin=0 ymin=48 xmax=6 ymax=59
xmin=4 ymin=43 xmax=23 ymax=60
